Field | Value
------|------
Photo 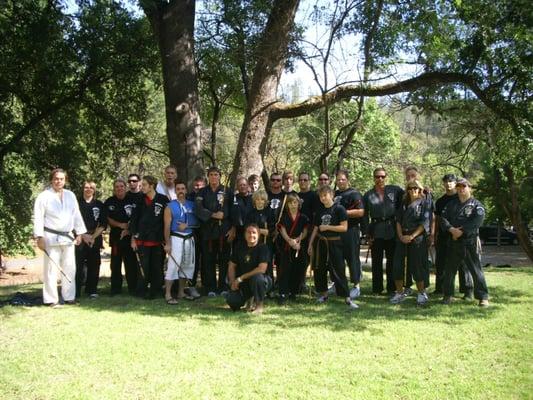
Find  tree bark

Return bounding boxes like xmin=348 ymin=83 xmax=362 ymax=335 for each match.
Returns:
xmin=230 ymin=0 xmax=300 ymax=182
xmin=501 ymin=165 xmax=533 ymax=261
xmin=143 ymin=0 xmax=203 ymax=184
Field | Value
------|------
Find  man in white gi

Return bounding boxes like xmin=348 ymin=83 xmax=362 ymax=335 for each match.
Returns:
xmin=34 ymin=168 xmax=86 ymax=307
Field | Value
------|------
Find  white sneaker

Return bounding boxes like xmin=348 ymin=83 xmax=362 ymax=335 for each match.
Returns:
xmin=89 ymin=293 xmax=99 ymax=299
xmin=417 ymin=292 xmax=429 ymax=306
xmin=316 ymin=295 xmax=328 ymax=304
xmin=327 ymin=283 xmax=336 ymax=295
xmin=349 ymin=286 xmax=361 ymax=299
xmin=403 ymin=287 xmax=413 ymax=296
xmin=207 ymin=291 xmax=217 ymax=298
xmin=188 ymin=287 xmax=201 ymax=299
xmin=390 ymin=292 xmax=406 ymax=304
xmin=346 ymin=299 xmax=359 ymax=309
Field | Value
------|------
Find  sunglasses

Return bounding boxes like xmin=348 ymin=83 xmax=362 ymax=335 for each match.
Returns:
xmin=407 ymin=187 xmax=419 ymax=191
xmin=318 ymin=178 xmax=329 ymax=181
xmin=270 ymin=178 xmax=281 ymax=182
xmin=374 ymin=175 xmax=386 ymax=179
xmin=128 ymin=180 xmax=139 ymax=183
xmin=456 ymin=184 xmax=467 ymax=188
xmin=299 ymin=178 xmax=309 ymax=181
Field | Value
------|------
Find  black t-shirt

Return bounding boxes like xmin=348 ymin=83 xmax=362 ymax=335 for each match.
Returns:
xmin=334 ymin=188 xmax=364 ymax=229
xmin=104 ymin=193 xmax=141 ymax=243
xmin=79 ymin=198 xmax=106 ymax=233
xmin=230 ymin=243 xmax=269 ymax=276
xmin=435 ymin=193 xmax=458 ymax=216
xmin=267 ymin=191 xmax=285 ymax=213
xmin=313 ymin=203 xmax=347 ymax=238
xmin=298 ymin=190 xmax=319 ymax=222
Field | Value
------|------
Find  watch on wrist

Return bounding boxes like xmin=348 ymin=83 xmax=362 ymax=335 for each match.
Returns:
xmin=237 ymin=277 xmax=242 ymax=283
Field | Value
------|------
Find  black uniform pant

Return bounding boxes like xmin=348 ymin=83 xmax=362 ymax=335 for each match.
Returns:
xmin=226 ymin=274 xmax=273 ymax=311
xmin=443 ymin=239 xmax=487 ymax=300
xmin=393 ymin=236 xmax=428 ymax=284
xmin=278 ymin=246 xmax=308 ymax=296
xmin=313 ymin=239 xmax=350 ymax=297
xmin=110 ymin=238 xmax=138 ymax=295
xmin=190 ymin=231 xmax=202 ymax=287
xmin=137 ymin=245 xmax=164 ymax=298
xmin=435 ymin=237 xmax=473 ymax=294
xmin=75 ymin=242 xmax=101 ymax=296
xmin=201 ymin=238 xmax=230 ymax=293
xmin=341 ymin=227 xmax=361 ymax=284
xmin=371 ymin=238 xmax=396 ymax=294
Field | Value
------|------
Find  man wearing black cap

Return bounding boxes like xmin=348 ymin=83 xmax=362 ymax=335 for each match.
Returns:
xmin=440 ymin=178 xmax=489 ymax=307
xmin=434 ymin=174 xmax=473 ymax=297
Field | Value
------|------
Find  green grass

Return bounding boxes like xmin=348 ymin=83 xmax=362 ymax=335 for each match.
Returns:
xmin=1 ymin=267 xmax=532 ymax=400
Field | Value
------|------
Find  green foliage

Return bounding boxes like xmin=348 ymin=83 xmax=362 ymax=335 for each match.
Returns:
xmin=0 ymin=0 xmax=163 ymax=254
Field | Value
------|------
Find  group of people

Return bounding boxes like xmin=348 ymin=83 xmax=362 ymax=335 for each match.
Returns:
xmin=33 ymin=164 xmax=490 ymax=312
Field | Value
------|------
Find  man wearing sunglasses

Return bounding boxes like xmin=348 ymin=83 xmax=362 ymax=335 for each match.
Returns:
xmin=363 ymin=168 xmax=404 ymax=295
xmin=127 ymin=173 xmax=143 ymax=203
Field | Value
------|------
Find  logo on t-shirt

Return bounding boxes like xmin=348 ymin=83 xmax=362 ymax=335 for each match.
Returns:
xmin=321 ymin=214 xmax=332 ymax=226
xmin=217 ymin=191 xmax=225 ymax=205
xmin=270 ymin=198 xmax=281 ymax=209
xmin=92 ymin=207 xmax=100 ymax=221
xmin=124 ymin=204 xmax=133 ymax=217
xmin=387 ymin=192 xmax=395 ymax=202
xmin=154 ymin=203 xmax=164 ymax=217
xmin=334 ymin=195 xmax=342 ymax=204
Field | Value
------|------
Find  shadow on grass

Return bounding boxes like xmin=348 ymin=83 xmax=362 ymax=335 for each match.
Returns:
xmin=2 ymin=275 xmax=530 ymax=333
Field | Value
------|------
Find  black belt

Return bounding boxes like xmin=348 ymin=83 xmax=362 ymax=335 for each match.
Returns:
xmin=170 ymin=232 xmax=194 ymax=240
xmin=44 ymin=227 xmax=75 ymax=241
xmin=371 ymin=217 xmax=394 ymax=223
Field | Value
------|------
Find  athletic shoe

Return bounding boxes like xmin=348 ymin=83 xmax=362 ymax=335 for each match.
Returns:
xmin=220 ymin=291 xmax=228 ymax=298
xmin=49 ymin=303 xmax=63 ymax=309
xmin=327 ymin=283 xmax=336 ymax=295
xmin=479 ymin=299 xmax=489 ymax=307
xmin=462 ymin=291 xmax=474 ymax=301
xmin=390 ymin=292 xmax=406 ymax=304
xmin=349 ymin=286 xmax=361 ymax=299
xmin=207 ymin=291 xmax=217 ymax=298
xmin=316 ymin=295 xmax=328 ymax=304
xmin=441 ymin=296 xmax=453 ymax=305
xmin=345 ymin=299 xmax=359 ymax=309
xmin=416 ymin=292 xmax=429 ymax=306
xmin=188 ymin=287 xmax=201 ymax=299
xmin=403 ymin=287 xmax=413 ymax=296
xmin=89 ymin=294 xmax=99 ymax=299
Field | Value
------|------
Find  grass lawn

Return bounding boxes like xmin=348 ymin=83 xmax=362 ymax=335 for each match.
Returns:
xmin=1 ymin=266 xmax=532 ymax=400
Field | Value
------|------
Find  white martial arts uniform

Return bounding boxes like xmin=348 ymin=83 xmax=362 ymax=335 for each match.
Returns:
xmin=34 ymin=188 xmax=86 ymax=304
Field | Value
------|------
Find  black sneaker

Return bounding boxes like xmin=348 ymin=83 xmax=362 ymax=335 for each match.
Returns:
xmin=441 ymin=296 xmax=453 ymax=305
xmin=462 ymin=292 xmax=474 ymax=301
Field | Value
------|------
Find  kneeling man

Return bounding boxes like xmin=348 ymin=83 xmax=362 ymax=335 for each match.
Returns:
xmin=226 ymin=224 xmax=272 ymax=314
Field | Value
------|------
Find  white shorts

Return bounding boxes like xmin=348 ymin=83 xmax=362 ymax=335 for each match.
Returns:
xmin=165 ymin=235 xmax=195 ymax=281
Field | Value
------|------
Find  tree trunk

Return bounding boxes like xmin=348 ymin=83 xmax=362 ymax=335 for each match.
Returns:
xmin=143 ymin=0 xmax=203 ymax=184
xmin=502 ymin=165 xmax=533 ymax=261
xmin=231 ymin=0 xmax=300 ymax=183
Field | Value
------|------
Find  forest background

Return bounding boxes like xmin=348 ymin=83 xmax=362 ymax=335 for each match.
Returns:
xmin=0 ymin=0 xmax=531 ymax=259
